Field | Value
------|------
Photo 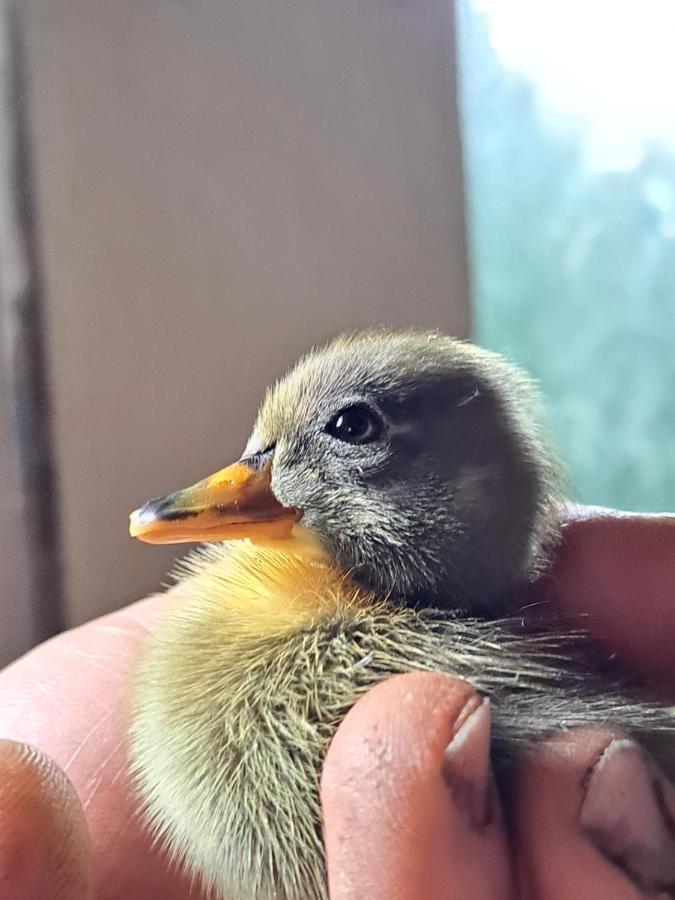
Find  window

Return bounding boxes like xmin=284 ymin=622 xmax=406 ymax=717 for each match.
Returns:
xmin=458 ymin=0 xmax=675 ymax=511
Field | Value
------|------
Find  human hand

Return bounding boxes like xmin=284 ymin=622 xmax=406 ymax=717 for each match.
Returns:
xmin=323 ymin=507 xmax=675 ymax=899
xmin=0 ymin=508 xmax=674 ymax=898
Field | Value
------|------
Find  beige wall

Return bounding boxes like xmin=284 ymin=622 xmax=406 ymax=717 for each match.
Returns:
xmin=18 ymin=0 xmax=469 ymax=629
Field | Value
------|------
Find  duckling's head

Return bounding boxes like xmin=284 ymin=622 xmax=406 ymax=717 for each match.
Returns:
xmin=131 ymin=331 xmax=560 ymax=612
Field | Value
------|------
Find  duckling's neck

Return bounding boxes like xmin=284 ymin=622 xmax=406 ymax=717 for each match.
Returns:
xmin=171 ymin=536 xmax=375 ymax=642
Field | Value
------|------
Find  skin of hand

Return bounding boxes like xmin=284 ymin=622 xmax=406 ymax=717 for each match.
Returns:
xmin=0 ymin=508 xmax=674 ymax=899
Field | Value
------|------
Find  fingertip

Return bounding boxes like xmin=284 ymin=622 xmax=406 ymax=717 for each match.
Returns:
xmin=322 ymin=672 xmax=513 ymax=900
xmin=0 ymin=739 xmax=90 ymax=899
xmin=322 ymin=671 xmax=476 ymax=794
xmin=514 ymin=727 xmax=675 ymax=899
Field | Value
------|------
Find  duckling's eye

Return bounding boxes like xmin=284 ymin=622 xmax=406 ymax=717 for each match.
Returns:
xmin=325 ymin=404 xmax=383 ymax=444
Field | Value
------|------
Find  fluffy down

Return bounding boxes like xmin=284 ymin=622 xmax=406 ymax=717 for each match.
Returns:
xmin=131 ymin=543 xmax=675 ymax=900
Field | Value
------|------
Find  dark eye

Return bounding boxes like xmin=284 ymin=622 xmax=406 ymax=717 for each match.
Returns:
xmin=325 ymin=404 xmax=383 ymax=444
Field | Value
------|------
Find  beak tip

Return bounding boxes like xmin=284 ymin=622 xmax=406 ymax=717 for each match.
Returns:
xmin=129 ymin=508 xmax=143 ymax=538
xmin=129 ymin=504 xmax=156 ymax=537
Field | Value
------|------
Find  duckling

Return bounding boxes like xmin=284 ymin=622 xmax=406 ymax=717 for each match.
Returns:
xmin=129 ymin=330 xmax=674 ymax=900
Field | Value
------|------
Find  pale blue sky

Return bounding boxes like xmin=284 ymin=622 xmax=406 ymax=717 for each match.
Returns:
xmin=474 ymin=0 xmax=675 ymax=171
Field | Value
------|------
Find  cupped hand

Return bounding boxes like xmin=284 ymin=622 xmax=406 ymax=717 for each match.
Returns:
xmin=1 ymin=508 xmax=674 ymax=899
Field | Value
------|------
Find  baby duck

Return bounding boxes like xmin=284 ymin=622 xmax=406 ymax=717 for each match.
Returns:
xmin=129 ymin=330 xmax=674 ymax=900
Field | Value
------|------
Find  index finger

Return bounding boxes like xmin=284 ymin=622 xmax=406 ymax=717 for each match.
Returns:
xmin=516 ymin=507 xmax=675 ymax=691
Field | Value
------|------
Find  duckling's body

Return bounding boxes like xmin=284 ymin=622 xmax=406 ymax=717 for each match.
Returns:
xmin=129 ymin=331 xmax=675 ymax=900
xmin=133 ymin=543 xmax=674 ymax=900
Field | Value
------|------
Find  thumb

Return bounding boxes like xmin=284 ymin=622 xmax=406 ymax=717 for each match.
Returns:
xmin=0 ymin=740 xmax=90 ymax=899
xmin=321 ymin=672 xmax=514 ymax=900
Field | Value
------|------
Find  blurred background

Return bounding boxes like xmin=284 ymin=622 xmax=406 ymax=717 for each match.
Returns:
xmin=0 ymin=0 xmax=673 ymax=666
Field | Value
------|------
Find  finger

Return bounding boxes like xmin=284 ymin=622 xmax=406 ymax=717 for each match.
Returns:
xmin=322 ymin=671 xmax=514 ymax=900
xmin=514 ymin=728 xmax=675 ymax=899
xmin=518 ymin=509 xmax=675 ymax=690
xmin=0 ymin=740 xmax=90 ymax=899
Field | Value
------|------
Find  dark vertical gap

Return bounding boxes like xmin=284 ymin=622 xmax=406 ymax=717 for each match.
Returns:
xmin=0 ymin=1 xmax=64 ymax=641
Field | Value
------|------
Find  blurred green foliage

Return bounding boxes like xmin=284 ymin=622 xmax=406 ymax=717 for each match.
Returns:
xmin=457 ymin=2 xmax=675 ymax=511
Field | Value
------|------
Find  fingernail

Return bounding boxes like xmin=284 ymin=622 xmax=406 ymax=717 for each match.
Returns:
xmin=442 ymin=698 xmax=496 ymax=831
xmin=581 ymin=738 xmax=675 ymax=895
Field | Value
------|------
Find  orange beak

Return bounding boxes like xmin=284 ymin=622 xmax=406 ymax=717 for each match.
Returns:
xmin=129 ymin=460 xmax=299 ymax=545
